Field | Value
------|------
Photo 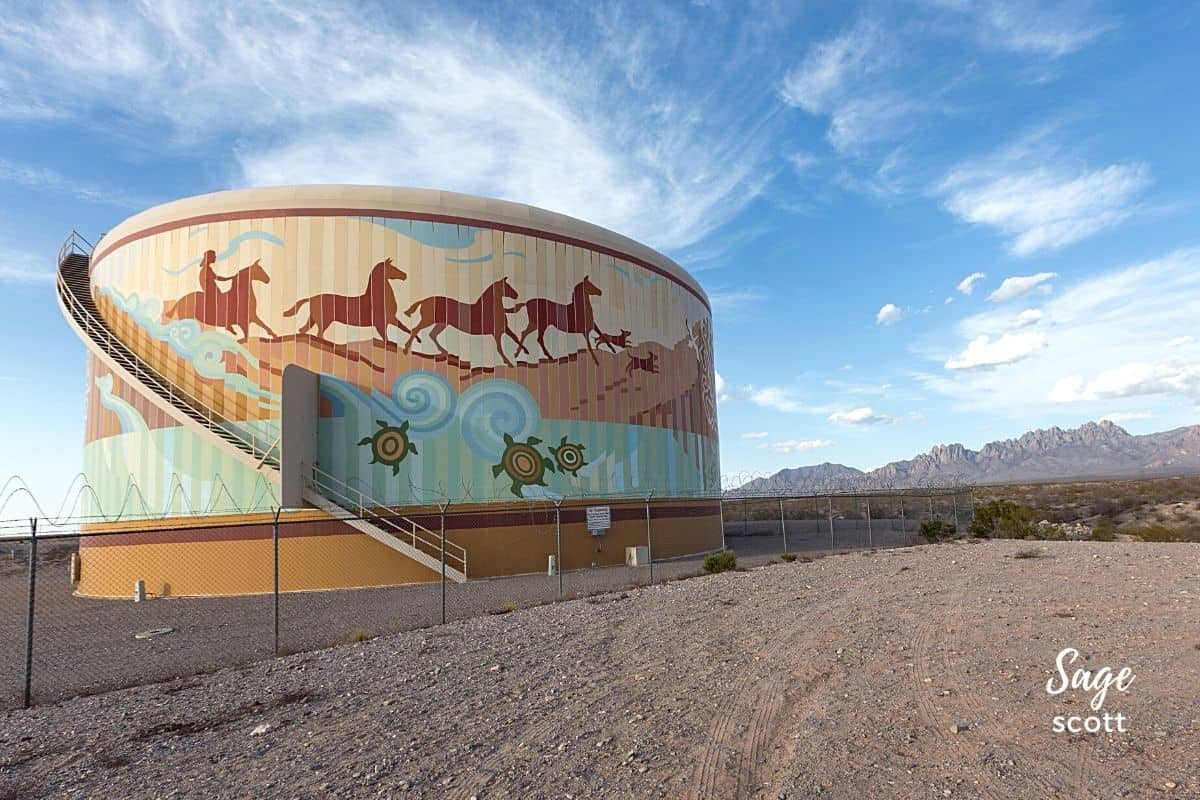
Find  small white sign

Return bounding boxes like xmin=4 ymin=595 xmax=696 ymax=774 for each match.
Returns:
xmin=586 ymin=505 xmax=611 ymax=531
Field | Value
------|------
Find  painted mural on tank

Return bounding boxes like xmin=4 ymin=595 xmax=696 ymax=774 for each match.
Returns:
xmin=85 ymin=212 xmax=719 ymax=513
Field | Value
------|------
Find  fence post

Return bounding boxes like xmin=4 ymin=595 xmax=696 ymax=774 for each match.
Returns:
xmin=952 ymin=492 xmax=960 ymax=535
xmin=645 ymin=491 xmax=654 ymax=585
xmin=865 ymin=497 xmax=873 ymax=549
xmin=272 ymin=507 xmax=281 ymax=656
xmin=554 ymin=498 xmax=563 ymax=599
xmin=928 ymin=495 xmax=935 ymax=523
xmin=439 ymin=501 xmax=449 ymax=624
xmin=23 ymin=518 xmax=37 ymax=708
xmin=743 ymin=499 xmax=749 ymax=536
xmin=899 ymin=496 xmax=906 ymax=537
xmin=968 ymin=487 xmax=976 ymax=529
xmin=778 ymin=497 xmax=787 ymax=553
xmin=718 ymin=495 xmax=726 ymax=551
xmin=827 ymin=496 xmax=835 ymax=551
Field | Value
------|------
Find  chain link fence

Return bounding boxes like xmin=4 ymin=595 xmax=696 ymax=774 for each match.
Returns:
xmin=0 ymin=487 xmax=972 ymax=709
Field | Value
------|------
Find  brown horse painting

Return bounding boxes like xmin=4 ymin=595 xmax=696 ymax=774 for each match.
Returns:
xmin=282 ymin=257 xmax=414 ymax=343
xmin=164 ymin=259 xmax=276 ymax=342
xmin=402 ymin=277 xmax=529 ymax=367
xmin=515 ymin=276 xmax=604 ymax=364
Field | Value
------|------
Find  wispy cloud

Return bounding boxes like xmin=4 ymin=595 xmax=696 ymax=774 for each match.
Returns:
xmin=963 ymin=0 xmax=1113 ymax=57
xmin=780 ymin=19 xmax=888 ymax=115
xmin=1100 ymin=410 xmax=1152 ymax=423
xmin=828 ymin=406 xmax=894 ymax=425
xmin=740 ymin=431 xmax=769 ymax=440
xmin=1050 ymin=362 xmax=1200 ymax=403
xmin=709 ymin=288 xmax=766 ymax=317
xmin=751 ymin=387 xmax=807 ymax=414
xmin=988 ymin=272 xmax=1057 ymax=302
xmin=0 ymin=239 xmax=53 ymax=283
xmin=0 ymin=158 xmax=150 ymax=208
xmin=938 ymin=134 xmax=1151 ymax=255
xmin=761 ymin=438 xmax=835 ymax=454
xmin=919 ymin=247 xmax=1200 ymax=412
xmin=957 ymin=271 xmax=986 ymax=295
xmin=0 ymin=2 xmax=780 ymax=252
xmin=876 ymin=303 xmax=903 ymax=325
xmin=944 ymin=331 xmax=1046 ymax=370
xmin=1011 ymin=308 xmax=1044 ymax=329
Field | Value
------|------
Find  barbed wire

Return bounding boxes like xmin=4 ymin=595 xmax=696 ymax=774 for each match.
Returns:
xmin=0 ymin=468 xmax=973 ymax=535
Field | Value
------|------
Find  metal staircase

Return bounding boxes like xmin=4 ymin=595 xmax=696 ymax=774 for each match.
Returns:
xmin=57 ymin=232 xmax=279 ymax=468
xmin=304 ymin=466 xmax=467 ymax=582
xmin=57 ymin=231 xmax=468 ymax=581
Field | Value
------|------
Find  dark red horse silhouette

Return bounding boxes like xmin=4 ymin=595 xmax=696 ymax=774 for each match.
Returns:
xmin=402 ymin=277 xmax=529 ymax=366
xmin=515 ymin=276 xmax=603 ymax=364
xmin=282 ymin=257 xmax=414 ymax=343
xmin=164 ymin=256 xmax=276 ymax=342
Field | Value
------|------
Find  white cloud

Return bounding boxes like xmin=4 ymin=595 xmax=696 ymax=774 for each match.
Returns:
xmin=944 ymin=296 xmax=954 ymax=305
xmin=786 ymin=152 xmax=818 ymax=172
xmin=988 ymin=272 xmax=1058 ymax=302
xmin=0 ymin=158 xmax=150 ymax=209
xmin=944 ymin=331 xmax=1046 ymax=370
xmin=0 ymin=245 xmax=52 ymax=283
xmin=919 ymin=248 xmax=1200 ymax=413
xmin=763 ymin=439 xmax=835 ymax=454
xmin=1050 ymin=362 xmax=1200 ymax=403
xmin=957 ymin=271 xmax=986 ymax=295
xmin=780 ymin=19 xmax=887 ymax=115
xmin=970 ymin=1 xmax=1112 ymax=57
xmin=828 ymin=406 xmax=894 ymax=425
xmin=1100 ymin=411 xmax=1152 ymax=423
xmin=709 ymin=288 xmax=766 ymax=317
xmin=1168 ymin=336 xmax=1194 ymax=348
xmin=1012 ymin=308 xmax=1044 ymax=329
xmin=939 ymin=142 xmax=1150 ymax=255
xmin=751 ymin=387 xmax=806 ymax=414
xmin=876 ymin=303 xmax=903 ymax=325
xmin=715 ymin=371 xmax=729 ymax=404
xmin=0 ymin=3 xmax=777 ymax=252
xmin=740 ymin=431 xmax=769 ymax=440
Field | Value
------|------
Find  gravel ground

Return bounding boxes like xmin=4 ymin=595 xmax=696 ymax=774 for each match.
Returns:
xmin=3 ymin=527 xmax=891 ymax=710
xmin=3 ymin=539 xmax=1195 ymax=799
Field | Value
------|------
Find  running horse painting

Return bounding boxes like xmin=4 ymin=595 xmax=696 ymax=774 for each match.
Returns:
xmin=164 ymin=256 xmax=277 ymax=342
xmin=515 ymin=276 xmax=604 ymax=364
xmin=402 ymin=277 xmax=529 ymax=367
xmin=282 ymin=257 xmax=414 ymax=343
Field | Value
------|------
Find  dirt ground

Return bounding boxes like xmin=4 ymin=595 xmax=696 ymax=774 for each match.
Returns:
xmin=1 ymin=539 xmax=1197 ymax=799
xmin=0 ymin=523 xmax=908 ymax=710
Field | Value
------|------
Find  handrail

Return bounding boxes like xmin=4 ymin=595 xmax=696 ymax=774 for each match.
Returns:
xmin=56 ymin=238 xmax=280 ymax=471
xmin=305 ymin=463 xmax=467 ymax=574
xmin=58 ymin=230 xmax=94 ymax=266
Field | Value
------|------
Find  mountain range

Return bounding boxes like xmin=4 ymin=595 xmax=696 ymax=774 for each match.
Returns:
xmin=733 ymin=421 xmax=1200 ymax=495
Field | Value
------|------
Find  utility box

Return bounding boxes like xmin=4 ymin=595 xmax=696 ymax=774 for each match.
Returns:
xmin=548 ymin=555 xmax=558 ymax=575
xmin=625 ymin=546 xmax=649 ymax=567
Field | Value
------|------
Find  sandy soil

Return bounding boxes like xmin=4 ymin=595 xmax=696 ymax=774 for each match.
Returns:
xmin=0 ymin=524 xmax=908 ymax=710
xmin=1 ymin=539 xmax=1197 ymax=799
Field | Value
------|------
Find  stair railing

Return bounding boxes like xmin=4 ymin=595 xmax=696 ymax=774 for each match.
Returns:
xmin=304 ymin=464 xmax=466 ymax=575
xmin=57 ymin=234 xmax=280 ymax=470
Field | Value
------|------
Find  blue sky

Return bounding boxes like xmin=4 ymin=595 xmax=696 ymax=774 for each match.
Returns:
xmin=1 ymin=0 xmax=1198 ymax=514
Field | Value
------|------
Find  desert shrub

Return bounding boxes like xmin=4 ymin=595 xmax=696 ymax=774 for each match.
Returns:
xmin=1130 ymin=525 xmax=1184 ymax=543
xmin=971 ymin=500 xmax=1039 ymax=539
xmin=703 ymin=550 xmax=737 ymax=573
xmin=780 ymin=552 xmax=798 ymax=562
xmin=1090 ymin=521 xmax=1117 ymax=542
xmin=1013 ymin=547 xmax=1047 ymax=559
xmin=348 ymin=628 xmax=373 ymax=643
xmin=919 ymin=520 xmax=956 ymax=541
